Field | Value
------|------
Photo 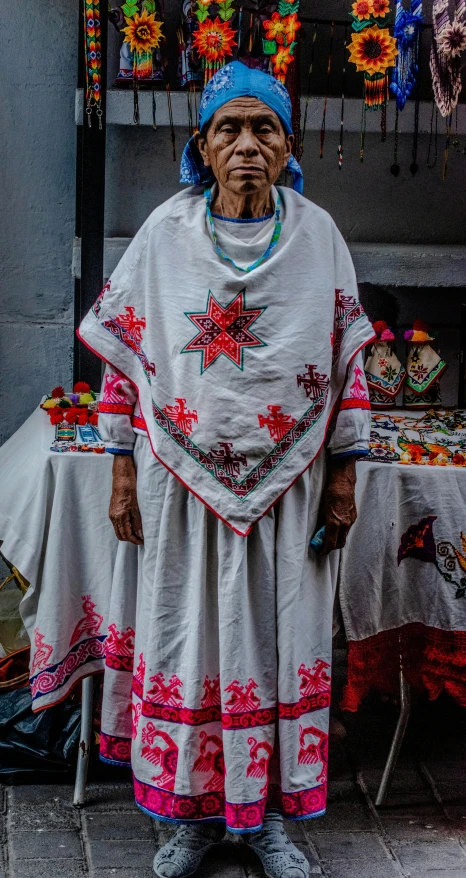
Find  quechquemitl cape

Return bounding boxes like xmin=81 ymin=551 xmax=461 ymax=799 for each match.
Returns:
xmin=78 ymin=186 xmax=374 ymax=536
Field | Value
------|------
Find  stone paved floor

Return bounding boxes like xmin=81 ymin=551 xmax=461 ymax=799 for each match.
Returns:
xmin=1 ymin=693 xmax=465 ymax=877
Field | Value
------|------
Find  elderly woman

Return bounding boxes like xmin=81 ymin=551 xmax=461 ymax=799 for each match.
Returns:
xmin=79 ymin=61 xmax=374 ymax=878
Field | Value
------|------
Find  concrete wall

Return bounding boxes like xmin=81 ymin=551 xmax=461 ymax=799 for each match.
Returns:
xmin=2 ymin=1 xmax=466 ymax=443
xmin=1 ymin=0 xmax=78 ymax=444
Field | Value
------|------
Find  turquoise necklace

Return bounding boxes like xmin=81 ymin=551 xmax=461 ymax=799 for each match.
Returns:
xmin=204 ymin=186 xmax=282 ymax=274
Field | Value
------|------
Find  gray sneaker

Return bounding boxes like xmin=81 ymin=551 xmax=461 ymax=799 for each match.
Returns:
xmin=153 ymin=822 xmax=226 ymax=878
xmin=245 ymin=813 xmax=313 ymax=878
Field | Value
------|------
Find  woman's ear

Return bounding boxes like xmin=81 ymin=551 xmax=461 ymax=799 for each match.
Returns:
xmin=194 ymin=130 xmax=211 ymax=167
xmin=282 ymin=133 xmax=294 ymax=169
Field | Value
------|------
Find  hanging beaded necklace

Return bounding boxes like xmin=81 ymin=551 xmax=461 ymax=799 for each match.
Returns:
xmin=204 ymin=186 xmax=282 ymax=273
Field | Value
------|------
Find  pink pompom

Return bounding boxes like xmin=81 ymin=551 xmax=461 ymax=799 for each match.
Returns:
xmin=381 ymin=328 xmax=395 ymax=341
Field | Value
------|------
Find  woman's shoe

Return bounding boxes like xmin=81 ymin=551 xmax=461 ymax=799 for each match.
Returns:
xmin=245 ymin=812 xmax=314 ymax=878
xmin=153 ymin=822 xmax=226 ymax=878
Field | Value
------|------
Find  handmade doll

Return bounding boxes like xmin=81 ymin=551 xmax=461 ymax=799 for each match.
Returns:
xmin=365 ymin=320 xmax=406 ymax=409
xmin=403 ymin=320 xmax=447 ymax=408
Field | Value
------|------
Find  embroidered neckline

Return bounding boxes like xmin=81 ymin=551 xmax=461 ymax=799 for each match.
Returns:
xmin=205 ymin=186 xmax=282 ymax=273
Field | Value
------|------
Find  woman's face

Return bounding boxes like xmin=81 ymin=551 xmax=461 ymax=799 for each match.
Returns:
xmin=196 ymin=97 xmax=293 ymax=196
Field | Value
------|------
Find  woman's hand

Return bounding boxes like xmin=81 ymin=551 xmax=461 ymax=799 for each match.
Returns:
xmin=109 ymin=454 xmax=144 ymax=545
xmin=321 ymin=456 xmax=357 ymax=555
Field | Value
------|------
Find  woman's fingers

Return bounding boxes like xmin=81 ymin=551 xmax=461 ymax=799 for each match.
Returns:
xmin=130 ymin=505 xmax=144 ymax=543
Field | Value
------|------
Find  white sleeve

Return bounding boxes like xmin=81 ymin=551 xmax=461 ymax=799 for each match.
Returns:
xmin=327 ymin=351 xmax=371 ymax=458
xmin=98 ymin=363 xmax=138 ymax=454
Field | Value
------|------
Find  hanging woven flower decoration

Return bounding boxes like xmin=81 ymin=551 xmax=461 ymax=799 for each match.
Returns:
xmin=390 ymin=1 xmax=423 ymax=111
xmin=122 ymin=8 xmax=164 ymax=54
xmin=437 ymin=17 xmax=466 ymax=58
xmin=193 ymin=16 xmax=237 ymax=69
xmin=348 ymin=26 xmax=397 ymax=74
xmin=352 ymin=0 xmax=374 ymax=20
xmin=372 ymin=0 xmax=390 ymax=18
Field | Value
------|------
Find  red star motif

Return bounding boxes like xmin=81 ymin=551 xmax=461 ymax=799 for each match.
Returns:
xmin=181 ymin=289 xmax=266 ymax=372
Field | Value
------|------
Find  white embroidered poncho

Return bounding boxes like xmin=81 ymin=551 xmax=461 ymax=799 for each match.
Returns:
xmin=79 ymin=186 xmax=375 ymax=535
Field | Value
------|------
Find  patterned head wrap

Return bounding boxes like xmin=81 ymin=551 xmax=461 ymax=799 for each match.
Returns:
xmin=180 ymin=61 xmax=303 ymax=193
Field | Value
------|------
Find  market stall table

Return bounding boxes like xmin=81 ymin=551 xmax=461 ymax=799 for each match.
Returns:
xmin=339 ymin=409 xmax=466 ymax=802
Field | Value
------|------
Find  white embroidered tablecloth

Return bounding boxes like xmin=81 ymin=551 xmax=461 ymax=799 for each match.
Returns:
xmin=339 ymin=409 xmax=466 ymax=710
xmin=0 ymin=406 xmax=120 ymax=710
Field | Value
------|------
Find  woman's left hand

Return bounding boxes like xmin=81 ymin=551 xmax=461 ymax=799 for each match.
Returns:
xmin=321 ymin=456 xmax=357 ymax=554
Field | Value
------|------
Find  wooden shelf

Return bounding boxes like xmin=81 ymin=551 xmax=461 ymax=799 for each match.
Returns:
xmin=75 ymin=88 xmax=466 ymax=134
xmin=72 ymin=237 xmax=466 ymax=287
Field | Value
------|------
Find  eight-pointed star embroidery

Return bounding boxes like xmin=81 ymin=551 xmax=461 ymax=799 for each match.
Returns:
xmin=181 ymin=289 xmax=267 ymax=373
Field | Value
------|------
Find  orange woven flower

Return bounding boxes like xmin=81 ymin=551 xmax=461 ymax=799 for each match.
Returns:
xmin=348 ymin=26 xmax=398 ymax=75
xmin=372 ymin=0 xmax=390 ymax=17
xmin=351 ymin=0 xmax=373 ymax=21
xmin=284 ymin=13 xmax=301 ymax=44
xmin=193 ymin=16 xmax=237 ymax=62
xmin=272 ymin=45 xmax=294 ymax=82
xmin=122 ymin=9 xmax=163 ymax=55
xmin=264 ymin=12 xmax=287 ymax=44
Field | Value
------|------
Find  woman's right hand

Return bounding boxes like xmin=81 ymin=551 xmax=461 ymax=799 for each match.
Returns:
xmin=109 ymin=454 xmax=144 ymax=545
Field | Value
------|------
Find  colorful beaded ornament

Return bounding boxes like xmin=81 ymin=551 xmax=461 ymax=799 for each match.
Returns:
xmin=204 ymin=187 xmax=282 ymax=273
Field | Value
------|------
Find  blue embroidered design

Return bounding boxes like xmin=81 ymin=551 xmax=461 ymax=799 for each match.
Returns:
xmin=200 ymin=63 xmax=235 ymax=115
xmin=267 ymin=78 xmax=292 ymax=119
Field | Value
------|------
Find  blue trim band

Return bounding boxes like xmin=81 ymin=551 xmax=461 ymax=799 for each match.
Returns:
xmin=211 ymin=213 xmax=274 ymax=224
xmin=106 ymin=448 xmax=134 ymax=455
xmin=330 ymin=449 xmax=370 ymax=459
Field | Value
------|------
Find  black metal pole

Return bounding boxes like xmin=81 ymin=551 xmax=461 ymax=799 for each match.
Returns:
xmin=74 ymin=0 xmax=107 ymax=390
xmin=458 ymin=302 xmax=466 ymax=408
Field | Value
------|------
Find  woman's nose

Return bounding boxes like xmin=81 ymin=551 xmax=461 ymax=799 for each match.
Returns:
xmin=235 ymin=128 xmax=259 ymax=154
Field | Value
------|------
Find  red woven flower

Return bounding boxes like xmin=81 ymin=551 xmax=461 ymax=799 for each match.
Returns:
xmin=51 ymin=385 xmax=65 ymax=399
xmin=49 ymin=408 xmax=65 ymax=426
xmin=89 ymin=412 xmax=99 ymax=426
xmin=73 ymin=381 xmax=91 ymax=393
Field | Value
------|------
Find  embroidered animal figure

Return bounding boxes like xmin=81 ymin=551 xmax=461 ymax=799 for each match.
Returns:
xmin=193 ymin=732 xmax=225 ymax=791
xmin=30 ymin=630 xmax=53 ymax=674
xmin=258 ymin=405 xmax=297 ymax=442
xmin=141 ymin=723 xmax=179 ymax=791
xmin=105 ymin=624 xmax=135 ymax=657
xmin=297 ymin=365 xmax=329 ymax=400
xmin=131 ymin=702 xmax=142 ymax=740
xmin=134 ymin=653 xmax=146 ymax=685
xmin=349 ymin=364 xmax=368 ymax=400
xmin=246 ymin=737 xmax=274 ymax=796
xmin=163 ymin=398 xmax=198 ymax=436
xmin=102 ymin=372 xmax=127 ymax=403
xmin=69 ymin=595 xmax=104 ymax=647
xmin=146 ymin=672 xmax=184 ymax=706
xmin=115 ymin=306 xmax=146 ymax=342
xmin=298 ymin=660 xmax=331 ymax=697
xmin=298 ymin=725 xmax=328 ymax=783
xmin=201 ymin=674 xmax=221 ymax=708
xmin=224 ymin=678 xmax=261 ymax=713
xmin=210 ymin=442 xmax=248 ymax=477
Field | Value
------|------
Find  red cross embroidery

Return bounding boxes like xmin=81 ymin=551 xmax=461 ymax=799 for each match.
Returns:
xmin=163 ymin=398 xmax=198 ymax=436
xmin=258 ymin=405 xmax=297 ymax=442
xmin=297 ymin=364 xmax=329 ymax=399
xmin=182 ymin=289 xmax=266 ymax=372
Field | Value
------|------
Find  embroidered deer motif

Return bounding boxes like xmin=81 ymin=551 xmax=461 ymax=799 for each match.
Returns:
xmin=298 ymin=660 xmax=331 ymax=697
xmin=134 ymin=653 xmax=146 ymax=686
xmin=131 ymin=702 xmax=141 ymax=740
xmin=349 ymin=365 xmax=368 ymax=400
xmin=224 ymin=678 xmax=261 ymax=713
xmin=30 ymin=630 xmax=53 ymax=674
xmin=201 ymin=674 xmax=221 ymax=708
xmin=146 ymin=672 xmax=184 ymax=706
xmin=141 ymin=723 xmax=179 ymax=791
xmin=246 ymin=737 xmax=274 ymax=796
xmin=69 ymin=595 xmax=104 ymax=647
xmin=102 ymin=372 xmax=127 ymax=403
xmin=298 ymin=725 xmax=328 ymax=783
xmin=193 ymin=732 xmax=225 ymax=791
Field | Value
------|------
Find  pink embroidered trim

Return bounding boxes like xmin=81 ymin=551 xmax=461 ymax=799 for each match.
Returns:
xmin=340 ymin=398 xmax=371 ymax=411
xmin=100 ymin=731 xmax=132 ymax=764
xmin=105 ymin=624 xmax=135 ymax=672
xmin=30 ymin=635 xmax=106 ymax=702
xmin=99 ymin=402 xmax=134 ymax=415
xmin=133 ymin=679 xmax=329 ymax=727
xmin=133 ymin=775 xmax=326 ymax=828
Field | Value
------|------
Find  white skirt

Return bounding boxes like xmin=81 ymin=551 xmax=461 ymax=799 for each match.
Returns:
xmin=100 ymin=435 xmax=337 ymax=832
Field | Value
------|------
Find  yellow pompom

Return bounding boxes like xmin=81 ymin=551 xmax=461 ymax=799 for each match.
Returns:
xmin=79 ymin=393 xmax=94 ymax=405
xmin=42 ymin=398 xmax=57 ymax=409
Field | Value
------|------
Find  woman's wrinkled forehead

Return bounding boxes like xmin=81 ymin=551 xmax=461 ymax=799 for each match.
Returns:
xmin=209 ymin=97 xmax=283 ymax=130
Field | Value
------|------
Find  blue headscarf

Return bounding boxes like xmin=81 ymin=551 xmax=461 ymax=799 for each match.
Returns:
xmin=180 ymin=61 xmax=303 ymax=194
